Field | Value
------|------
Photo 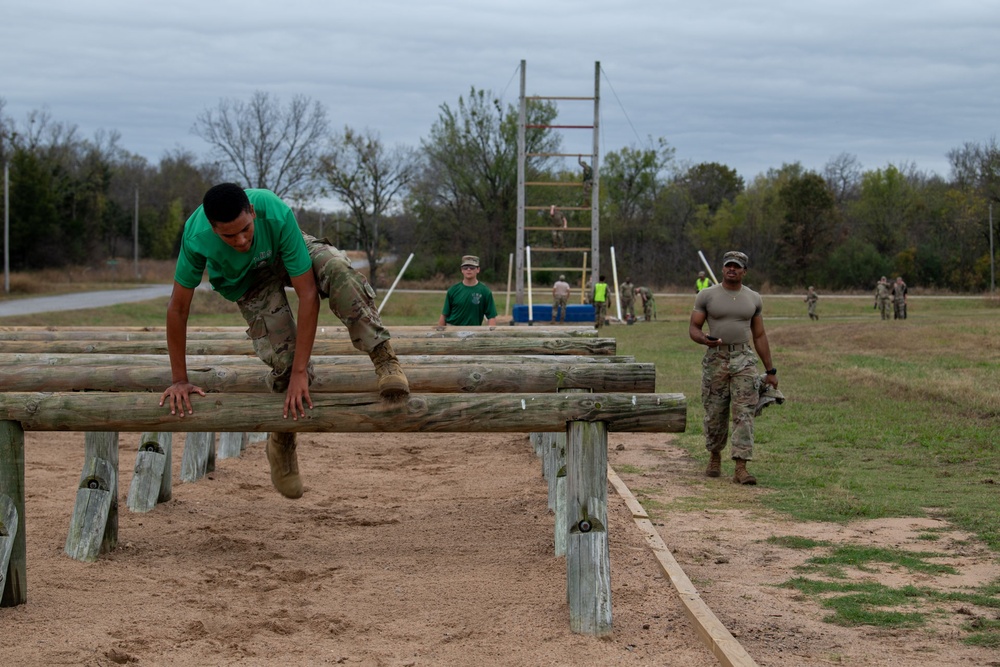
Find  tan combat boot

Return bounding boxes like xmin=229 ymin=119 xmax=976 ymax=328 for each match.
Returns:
xmin=705 ymin=451 xmax=722 ymax=478
xmin=266 ymin=432 xmax=303 ymax=498
xmin=733 ymin=459 xmax=757 ymax=486
xmin=369 ymin=340 xmax=410 ymax=399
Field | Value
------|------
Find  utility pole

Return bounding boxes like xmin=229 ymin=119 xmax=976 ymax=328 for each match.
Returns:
xmin=990 ymin=200 xmax=996 ymax=294
xmin=133 ymin=186 xmax=140 ymax=279
xmin=3 ymin=159 xmax=9 ymax=294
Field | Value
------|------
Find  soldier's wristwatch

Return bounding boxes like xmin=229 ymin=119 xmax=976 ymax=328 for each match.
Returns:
xmin=765 ymin=368 xmax=777 ymax=376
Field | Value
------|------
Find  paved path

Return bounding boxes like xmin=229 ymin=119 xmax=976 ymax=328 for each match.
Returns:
xmin=0 ymin=285 xmax=176 ymax=317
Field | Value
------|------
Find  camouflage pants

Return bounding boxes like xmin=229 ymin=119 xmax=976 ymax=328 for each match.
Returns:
xmin=877 ymin=297 xmax=891 ymax=320
xmin=621 ymin=297 xmax=635 ymax=319
xmin=237 ymin=233 xmax=390 ymax=393
xmin=642 ymin=298 xmax=655 ymax=321
xmin=893 ymin=300 xmax=907 ymax=319
xmin=594 ymin=300 xmax=607 ymax=327
xmin=553 ymin=294 xmax=569 ymax=322
xmin=701 ymin=344 xmax=759 ymax=460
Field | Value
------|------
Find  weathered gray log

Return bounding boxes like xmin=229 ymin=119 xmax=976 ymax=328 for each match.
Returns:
xmin=64 ymin=456 xmax=116 ymax=562
xmin=0 ymin=337 xmax=616 ymax=356
xmin=0 ymin=325 xmax=597 ymax=340
xmin=0 ymin=361 xmax=655 ymax=394
xmin=0 ymin=353 xmax=635 ymax=367
xmin=125 ymin=448 xmax=166 ymax=513
xmin=217 ymin=432 xmax=246 ymax=459
xmin=141 ymin=432 xmax=172 ymax=502
xmin=0 ymin=420 xmax=25 ymax=606
xmin=181 ymin=432 xmax=215 ymax=483
xmin=80 ymin=432 xmax=119 ymax=554
xmin=0 ymin=494 xmax=19 ymax=604
xmin=0 ymin=392 xmax=687 ymax=434
xmin=565 ymin=417 xmax=611 ymax=636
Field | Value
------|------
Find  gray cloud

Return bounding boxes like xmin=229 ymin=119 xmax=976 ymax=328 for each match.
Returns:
xmin=2 ymin=0 xmax=996 ymax=183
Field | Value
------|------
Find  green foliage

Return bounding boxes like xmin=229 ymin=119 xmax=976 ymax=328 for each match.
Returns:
xmin=821 ymin=237 xmax=891 ymax=289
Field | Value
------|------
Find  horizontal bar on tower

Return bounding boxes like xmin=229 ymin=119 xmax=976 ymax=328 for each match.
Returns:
xmin=529 ymin=247 xmax=592 ymax=253
xmin=526 ymin=205 xmax=591 ymax=211
xmin=526 ymin=125 xmax=594 ymax=130
xmin=524 ymin=226 xmax=592 ymax=232
xmin=525 ymin=182 xmax=583 ymax=187
xmin=525 ymin=96 xmax=595 ymax=101
xmin=527 ymin=152 xmax=594 ymax=158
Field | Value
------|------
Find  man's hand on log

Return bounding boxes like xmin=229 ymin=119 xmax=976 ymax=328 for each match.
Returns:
xmin=160 ymin=382 xmax=206 ymax=417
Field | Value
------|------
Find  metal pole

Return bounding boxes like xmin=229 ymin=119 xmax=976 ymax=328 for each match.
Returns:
xmin=377 ymin=252 xmax=414 ymax=315
xmin=516 ymin=60 xmax=526 ymax=306
xmin=698 ymin=250 xmax=719 ymax=285
xmin=990 ymin=201 xmax=995 ymax=294
xmin=133 ymin=187 xmax=139 ymax=279
xmin=3 ymin=161 xmax=9 ymax=294
xmin=590 ymin=61 xmax=600 ymax=288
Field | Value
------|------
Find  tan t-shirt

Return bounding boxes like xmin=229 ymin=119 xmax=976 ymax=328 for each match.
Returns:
xmin=693 ymin=284 xmax=763 ymax=344
xmin=552 ymin=280 xmax=571 ymax=298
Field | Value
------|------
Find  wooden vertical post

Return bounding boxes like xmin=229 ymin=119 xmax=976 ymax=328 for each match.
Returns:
xmin=126 ymin=432 xmax=170 ymax=514
xmin=565 ymin=416 xmax=611 ymax=636
xmin=181 ymin=432 xmax=215 ymax=482
xmin=0 ymin=420 xmax=26 ymax=606
xmin=217 ymin=432 xmax=246 ymax=459
xmin=84 ymin=432 xmax=119 ymax=554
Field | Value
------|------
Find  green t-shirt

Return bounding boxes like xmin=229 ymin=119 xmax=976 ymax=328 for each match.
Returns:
xmin=442 ymin=281 xmax=497 ymax=326
xmin=174 ymin=189 xmax=312 ymax=301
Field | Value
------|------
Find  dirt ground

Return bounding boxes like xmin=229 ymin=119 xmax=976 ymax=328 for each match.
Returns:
xmin=2 ymin=430 xmax=999 ymax=667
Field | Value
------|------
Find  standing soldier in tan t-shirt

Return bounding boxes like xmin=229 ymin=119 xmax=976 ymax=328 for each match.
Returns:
xmin=689 ymin=251 xmax=778 ymax=485
xmin=552 ymin=274 xmax=571 ymax=323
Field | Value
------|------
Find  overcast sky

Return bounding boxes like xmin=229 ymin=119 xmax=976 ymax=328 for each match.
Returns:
xmin=2 ymin=0 xmax=997 ymax=187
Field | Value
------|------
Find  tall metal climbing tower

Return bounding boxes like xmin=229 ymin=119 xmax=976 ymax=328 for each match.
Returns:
xmin=515 ymin=60 xmax=600 ymax=305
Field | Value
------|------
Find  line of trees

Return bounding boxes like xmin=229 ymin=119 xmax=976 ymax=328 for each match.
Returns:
xmin=1 ymin=93 xmax=997 ymax=291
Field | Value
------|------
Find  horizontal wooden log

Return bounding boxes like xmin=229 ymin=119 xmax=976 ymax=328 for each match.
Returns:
xmin=0 ymin=392 xmax=687 ymax=434
xmin=0 ymin=337 xmax=615 ymax=356
xmin=0 ymin=361 xmax=655 ymax=394
xmin=0 ymin=353 xmax=634 ymax=367
xmin=0 ymin=324 xmax=597 ymax=336
xmin=0 ymin=325 xmax=598 ymax=341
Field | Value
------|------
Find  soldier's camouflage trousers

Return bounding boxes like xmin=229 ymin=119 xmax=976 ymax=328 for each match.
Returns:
xmin=237 ymin=233 xmax=391 ymax=393
xmin=701 ymin=343 xmax=759 ymax=460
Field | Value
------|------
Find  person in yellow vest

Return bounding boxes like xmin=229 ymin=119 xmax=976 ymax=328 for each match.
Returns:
xmin=696 ymin=271 xmax=712 ymax=292
xmin=591 ymin=275 xmax=609 ymax=329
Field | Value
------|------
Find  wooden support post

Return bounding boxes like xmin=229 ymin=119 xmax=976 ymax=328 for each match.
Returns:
xmin=546 ymin=432 xmax=565 ymax=512
xmin=565 ymin=417 xmax=612 ymax=636
xmin=71 ymin=432 xmax=119 ymax=556
xmin=247 ymin=432 xmax=267 ymax=445
xmin=126 ymin=432 xmax=169 ymax=513
xmin=554 ymin=465 xmax=567 ymax=558
xmin=181 ymin=432 xmax=215 ymax=483
xmin=0 ymin=494 xmax=18 ymax=601
xmin=217 ymin=432 xmax=246 ymax=459
xmin=65 ymin=456 xmax=116 ymax=562
xmin=0 ymin=419 xmax=25 ymax=606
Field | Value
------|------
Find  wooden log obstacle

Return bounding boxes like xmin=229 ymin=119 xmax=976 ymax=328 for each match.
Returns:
xmin=0 ymin=325 xmax=686 ymax=637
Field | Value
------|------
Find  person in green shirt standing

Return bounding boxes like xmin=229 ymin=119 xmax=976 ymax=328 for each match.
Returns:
xmin=159 ymin=183 xmax=409 ymax=499
xmin=696 ymin=271 xmax=712 ymax=292
xmin=438 ymin=255 xmax=497 ymax=327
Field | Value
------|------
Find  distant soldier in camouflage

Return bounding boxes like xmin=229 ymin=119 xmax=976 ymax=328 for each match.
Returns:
xmin=161 ymin=184 xmax=409 ymax=499
xmin=619 ymin=276 xmax=636 ymax=323
xmin=874 ymin=276 xmax=892 ymax=320
xmin=552 ymin=274 xmax=571 ymax=323
xmin=689 ymin=251 xmax=778 ymax=485
xmin=892 ymin=276 xmax=908 ymax=319
xmin=804 ymin=286 xmax=819 ymax=320
xmin=634 ymin=285 xmax=656 ymax=321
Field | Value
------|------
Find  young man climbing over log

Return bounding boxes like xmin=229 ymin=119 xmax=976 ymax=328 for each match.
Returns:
xmin=159 ymin=183 xmax=409 ymax=498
